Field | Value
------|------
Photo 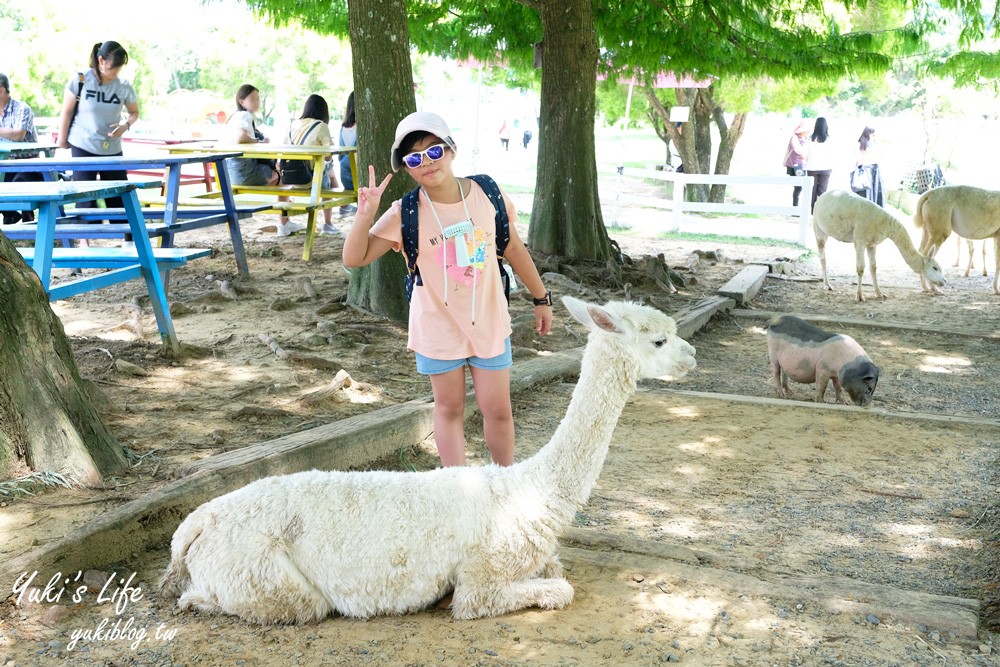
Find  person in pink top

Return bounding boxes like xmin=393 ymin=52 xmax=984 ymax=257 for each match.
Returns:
xmin=783 ymin=120 xmax=810 ymax=207
xmin=343 ymin=112 xmax=552 ymax=467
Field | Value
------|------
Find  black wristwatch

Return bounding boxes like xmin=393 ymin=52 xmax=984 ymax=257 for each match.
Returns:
xmin=532 ymin=291 xmax=552 ymax=306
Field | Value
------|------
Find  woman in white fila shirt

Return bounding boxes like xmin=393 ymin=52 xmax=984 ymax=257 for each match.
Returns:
xmin=56 ymin=40 xmax=139 ymax=219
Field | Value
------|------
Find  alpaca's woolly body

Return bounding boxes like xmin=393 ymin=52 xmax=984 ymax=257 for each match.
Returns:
xmin=914 ymin=185 xmax=1000 ymax=294
xmin=159 ymin=298 xmax=696 ymax=624
xmin=813 ymin=189 xmax=946 ymax=301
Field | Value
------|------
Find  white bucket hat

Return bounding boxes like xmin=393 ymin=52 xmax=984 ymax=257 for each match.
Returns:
xmin=390 ymin=111 xmax=457 ymax=172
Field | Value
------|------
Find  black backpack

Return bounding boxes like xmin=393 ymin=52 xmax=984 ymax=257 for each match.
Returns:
xmin=401 ymin=174 xmax=511 ymax=303
xmin=278 ymin=121 xmax=322 ymax=185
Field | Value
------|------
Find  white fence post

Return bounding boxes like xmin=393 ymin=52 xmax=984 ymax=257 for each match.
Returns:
xmin=798 ymin=175 xmax=813 ymax=246
xmin=600 ymin=166 xmax=820 ymax=245
xmin=671 ymin=172 xmax=684 ymax=232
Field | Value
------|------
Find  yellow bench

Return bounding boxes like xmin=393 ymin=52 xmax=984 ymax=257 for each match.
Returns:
xmin=161 ymin=144 xmax=359 ymax=260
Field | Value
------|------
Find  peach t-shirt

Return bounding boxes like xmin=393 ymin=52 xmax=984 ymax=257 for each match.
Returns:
xmin=369 ymin=179 xmax=516 ymax=360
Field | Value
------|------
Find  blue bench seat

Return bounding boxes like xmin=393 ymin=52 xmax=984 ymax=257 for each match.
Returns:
xmin=0 ymin=204 xmax=268 ymax=241
xmin=18 ymin=246 xmax=212 ymax=268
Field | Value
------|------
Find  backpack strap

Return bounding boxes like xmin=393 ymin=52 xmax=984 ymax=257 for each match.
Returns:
xmin=400 ymin=186 xmax=423 ymax=302
xmin=400 ymin=175 xmax=511 ymax=303
xmin=291 ymin=120 xmax=322 ymax=146
xmin=467 ymin=174 xmax=512 ymax=302
xmin=70 ymin=72 xmax=85 ymax=124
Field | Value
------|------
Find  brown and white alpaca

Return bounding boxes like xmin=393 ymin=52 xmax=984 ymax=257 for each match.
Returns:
xmin=915 ymin=185 xmax=1000 ymax=294
xmin=813 ymin=189 xmax=946 ymax=302
xmin=159 ymin=297 xmax=697 ymax=624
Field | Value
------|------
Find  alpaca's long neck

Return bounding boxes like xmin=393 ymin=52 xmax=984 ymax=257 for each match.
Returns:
xmin=525 ymin=335 xmax=639 ymax=521
xmin=884 ymin=217 xmax=927 ymax=272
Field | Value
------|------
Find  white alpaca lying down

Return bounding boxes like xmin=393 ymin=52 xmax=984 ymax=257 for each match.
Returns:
xmin=159 ymin=296 xmax=697 ymax=624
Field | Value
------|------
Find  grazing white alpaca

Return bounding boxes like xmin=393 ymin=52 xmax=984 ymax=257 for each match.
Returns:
xmin=159 ymin=297 xmax=697 ymax=624
xmin=813 ymin=189 xmax=946 ymax=302
xmin=915 ymin=185 xmax=1000 ymax=294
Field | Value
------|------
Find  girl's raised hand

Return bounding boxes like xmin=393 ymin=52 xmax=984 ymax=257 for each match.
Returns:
xmin=356 ymin=165 xmax=392 ymax=220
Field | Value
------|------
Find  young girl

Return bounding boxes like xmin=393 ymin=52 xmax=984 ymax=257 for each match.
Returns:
xmin=343 ymin=111 xmax=553 ymax=467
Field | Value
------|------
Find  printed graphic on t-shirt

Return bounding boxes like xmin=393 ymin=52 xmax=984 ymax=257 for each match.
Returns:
xmin=434 ymin=228 xmax=489 ymax=288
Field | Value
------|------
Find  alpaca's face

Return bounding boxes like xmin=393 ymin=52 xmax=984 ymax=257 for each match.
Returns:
xmin=923 ymin=255 xmax=947 ymax=287
xmin=563 ymin=297 xmax=697 ymax=381
xmin=637 ymin=322 xmax=697 ymax=381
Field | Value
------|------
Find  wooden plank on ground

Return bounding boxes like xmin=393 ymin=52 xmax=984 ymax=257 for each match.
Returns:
xmin=731 ymin=309 xmax=1000 ymax=340
xmin=717 ymin=265 xmax=769 ymax=305
xmin=673 ymin=295 xmax=736 ymax=339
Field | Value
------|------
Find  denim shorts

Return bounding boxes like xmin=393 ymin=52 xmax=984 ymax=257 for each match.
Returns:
xmin=415 ymin=338 xmax=512 ymax=376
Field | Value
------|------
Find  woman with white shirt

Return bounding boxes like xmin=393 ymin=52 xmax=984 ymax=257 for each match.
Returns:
xmin=805 ymin=116 xmax=833 ymax=213
xmin=227 ymin=84 xmax=302 ymax=236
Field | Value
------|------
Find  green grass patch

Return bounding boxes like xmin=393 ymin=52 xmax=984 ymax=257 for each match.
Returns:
xmin=656 ymin=230 xmax=810 ymax=251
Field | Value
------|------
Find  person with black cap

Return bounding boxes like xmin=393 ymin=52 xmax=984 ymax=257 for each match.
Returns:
xmin=343 ymin=111 xmax=552 ymax=468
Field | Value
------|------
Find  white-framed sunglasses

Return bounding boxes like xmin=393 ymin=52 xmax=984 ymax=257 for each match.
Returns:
xmin=402 ymin=143 xmax=449 ymax=169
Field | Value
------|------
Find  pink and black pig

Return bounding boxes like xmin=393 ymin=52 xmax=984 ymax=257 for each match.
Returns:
xmin=766 ymin=315 xmax=879 ymax=406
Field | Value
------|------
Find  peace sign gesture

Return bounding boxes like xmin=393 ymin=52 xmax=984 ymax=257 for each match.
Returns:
xmin=356 ymin=165 xmax=393 ymax=221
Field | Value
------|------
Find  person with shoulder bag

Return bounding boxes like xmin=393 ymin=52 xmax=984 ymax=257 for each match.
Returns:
xmin=851 ymin=126 xmax=884 ymax=207
xmin=55 ymin=41 xmax=139 ymax=236
xmin=277 ymin=94 xmax=340 ymax=236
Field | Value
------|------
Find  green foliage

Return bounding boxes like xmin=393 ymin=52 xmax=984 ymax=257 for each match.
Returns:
xmin=0 ymin=0 xmax=352 ymax=125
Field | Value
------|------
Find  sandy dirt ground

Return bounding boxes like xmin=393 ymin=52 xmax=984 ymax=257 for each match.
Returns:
xmin=1 ymin=202 xmax=998 ymax=666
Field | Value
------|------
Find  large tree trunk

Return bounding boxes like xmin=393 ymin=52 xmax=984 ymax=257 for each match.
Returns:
xmin=0 ymin=237 xmax=125 ymax=486
xmin=345 ymin=0 xmax=416 ymax=322
xmin=527 ymin=0 xmax=612 ymax=262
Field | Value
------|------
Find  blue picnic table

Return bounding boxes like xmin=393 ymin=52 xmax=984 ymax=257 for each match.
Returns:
xmin=0 ymin=180 xmax=203 ymax=354
xmin=0 ymin=142 xmax=59 ymax=159
xmin=0 ymin=152 xmax=252 ymax=276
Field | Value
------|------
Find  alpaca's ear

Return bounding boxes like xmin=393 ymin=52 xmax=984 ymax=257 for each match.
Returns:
xmin=927 ymin=243 xmax=938 ymax=257
xmin=562 ymin=296 xmax=624 ymax=333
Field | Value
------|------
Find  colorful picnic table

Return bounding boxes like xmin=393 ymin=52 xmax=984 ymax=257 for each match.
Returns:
xmin=0 ymin=152 xmax=252 ymax=276
xmin=0 ymin=180 xmax=204 ymax=354
xmin=124 ymin=136 xmax=217 ymax=192
xmin=163 ymin=143 xmax=359 ymax=260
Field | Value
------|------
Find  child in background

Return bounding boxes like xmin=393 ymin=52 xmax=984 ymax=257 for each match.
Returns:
xmin=343 ymin=111 xmax=553 ymax=467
